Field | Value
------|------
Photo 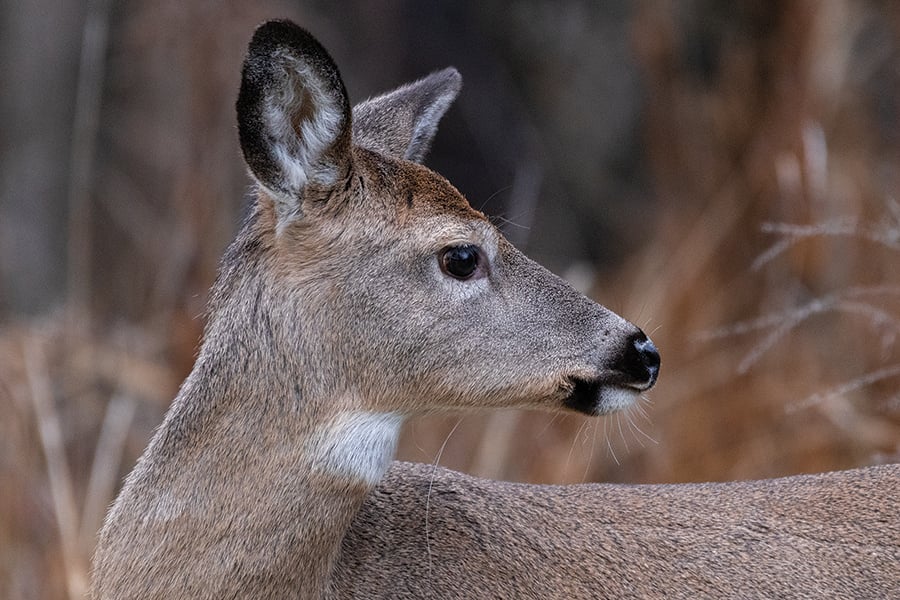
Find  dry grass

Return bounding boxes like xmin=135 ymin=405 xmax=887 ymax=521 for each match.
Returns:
xmin=0 ymin=317 xmax=177 ymax=598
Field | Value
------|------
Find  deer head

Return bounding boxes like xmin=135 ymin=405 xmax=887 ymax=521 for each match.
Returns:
xmin=225 ymin=20 xmax=659 ymax=428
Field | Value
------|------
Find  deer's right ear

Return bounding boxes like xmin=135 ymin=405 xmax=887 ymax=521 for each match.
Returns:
xmin=236 ymin=20 xmax=352 ymax=221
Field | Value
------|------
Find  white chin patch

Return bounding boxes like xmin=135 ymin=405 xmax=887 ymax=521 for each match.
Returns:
xmin=309 ymin=411 xmax=405 ymax=485
xmin=595 ymin=386 xmax=640 ymax=415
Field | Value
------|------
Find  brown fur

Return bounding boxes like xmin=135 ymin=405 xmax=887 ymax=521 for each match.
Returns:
xmin=90 ymin=20 xmax=896 ymax=600
xmin=339 ymin=462 xmax=900 ymax=598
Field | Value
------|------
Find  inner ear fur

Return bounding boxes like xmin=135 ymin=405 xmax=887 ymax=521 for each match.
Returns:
xmin=236 ymin=20 xmax=352 ymax=217
xmin=352 ymin=67 xmax=462 ymax=164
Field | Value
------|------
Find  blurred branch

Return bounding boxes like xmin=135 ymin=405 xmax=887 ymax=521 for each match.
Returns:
xmin=698 ymin=285 xmax=900 ymax=374
xmin=701 ymin=189 xmax=900 ymax=378
xmin=755 ymin=195 xmax=900 ymax=270
xmin=23 ymin=337 xmax=87 ymax=600
xmin=754 ymin=216 xmax=900 ymax=270
xmin=469 ymin=412 xmax=523 ymax=479
xmin=66 ymin=0 xmax=112 ymax=327
xmin=500 ymin=158 xmax=542 ymax=249
xmin=79 ymin=393 xmax=137 ymax=552
xmin=788 ymin=363 xmax=900 ymax=414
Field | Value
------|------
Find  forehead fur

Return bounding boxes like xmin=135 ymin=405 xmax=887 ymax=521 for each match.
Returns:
xmin=352 ymin=147 xmax=487 ymax=225
xmin=245 ymin=147 xmax=492 ymax=282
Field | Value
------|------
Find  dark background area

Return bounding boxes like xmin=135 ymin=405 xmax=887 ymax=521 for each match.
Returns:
xmin=2 ymin=1 xmax=899 ymax=597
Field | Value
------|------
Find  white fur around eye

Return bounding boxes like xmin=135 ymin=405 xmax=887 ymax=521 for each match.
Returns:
xmin=429 ymin=221 xmax=499 ymax=301
xmin=436 ymin=265 xmax=491 ymax=301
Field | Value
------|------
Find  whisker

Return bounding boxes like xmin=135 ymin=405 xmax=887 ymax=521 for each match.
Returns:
xmin=566 ymin=419 xmax=589 ymax=473
xmin=628 ymin=408 xmax=658 ymax=445
xmin=615 ymin=412 xmax=629 ymax=453
xmin=536 ymin=412 xmax=562 ymax=438
xmin=633 ymin=398 xmax=652 ymax=420
xmin=477 ymin=185 xmax=513 ymax=211
xmin=426 ymin=417 xmax=464 ymax=575
xmin=624 ymin=409 xmax=645 ymax=449
xmin=631 ymin=418 xmax=659 ymax=445
xmin=582 ymin=420 xmax=597 ymax=483
xmin=494 ymin=215 xmax=531 ymax=230
xmin=604 ymin=417 xmax=619 ymax=466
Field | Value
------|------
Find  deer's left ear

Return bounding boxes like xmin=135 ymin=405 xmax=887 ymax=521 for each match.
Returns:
xmin=236 ymin=20 xmax=352 ymax=221
xmin=352 ymin=68 xmax=461 ymax=164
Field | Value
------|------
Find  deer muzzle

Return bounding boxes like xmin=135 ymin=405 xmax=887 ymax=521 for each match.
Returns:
xmin=564 ymin=330 xmax=660 ymax=416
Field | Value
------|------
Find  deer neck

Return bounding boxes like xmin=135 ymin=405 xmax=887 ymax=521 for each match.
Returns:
xmin=126 ymin=285 xmax=405 ymax=596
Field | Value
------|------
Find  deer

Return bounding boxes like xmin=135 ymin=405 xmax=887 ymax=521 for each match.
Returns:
xmin=91 ymin=20 xmax=899 ymax=599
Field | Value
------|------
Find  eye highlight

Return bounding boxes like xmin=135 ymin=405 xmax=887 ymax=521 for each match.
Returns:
xmin=439 ymin=244 xmax=483 ymax=280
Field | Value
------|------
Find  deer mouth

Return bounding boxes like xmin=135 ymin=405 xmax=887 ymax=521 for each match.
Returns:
xmin=563 ymin=378 xmax=642 ymax=416
xmin=563 ymin=332 xmax=660 ymax=415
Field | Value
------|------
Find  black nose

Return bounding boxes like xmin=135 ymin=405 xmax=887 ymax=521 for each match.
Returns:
xmin=619 ymin=331 xmax=660 ymax=389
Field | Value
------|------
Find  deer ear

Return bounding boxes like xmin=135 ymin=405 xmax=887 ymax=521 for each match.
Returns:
xmin=236 ymin=20 xmax=351 ymax=220
xmin=352 ymin=68 xmax=462 ymax=164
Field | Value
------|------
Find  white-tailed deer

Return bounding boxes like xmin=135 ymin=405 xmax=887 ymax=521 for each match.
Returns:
xmin=92 ymin=20 xmax=898 ymax=599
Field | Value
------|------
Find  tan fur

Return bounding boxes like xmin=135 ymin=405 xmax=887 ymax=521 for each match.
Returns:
xmin=338 ymin=462 xmax=899 ymax=598
xmin=90 ymin=21 xmax=897 ymax=599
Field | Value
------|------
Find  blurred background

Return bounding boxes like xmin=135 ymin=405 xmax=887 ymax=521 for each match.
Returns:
xmin=2 ymin=1 xmax=899 ymax=597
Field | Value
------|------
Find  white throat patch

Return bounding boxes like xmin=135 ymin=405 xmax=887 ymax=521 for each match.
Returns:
xmin=310 ymin=411 xmax=405 ymax=485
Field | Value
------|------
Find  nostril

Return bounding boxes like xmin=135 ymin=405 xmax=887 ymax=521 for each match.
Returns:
xmin=634 ymin=335 xmax=660 ymax=372
xmin=627 ymin=331 xmax=660 ymax=388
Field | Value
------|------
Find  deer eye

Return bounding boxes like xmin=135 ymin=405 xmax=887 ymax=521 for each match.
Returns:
xmin=439 ymin=244 xmax=482 ymax=280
